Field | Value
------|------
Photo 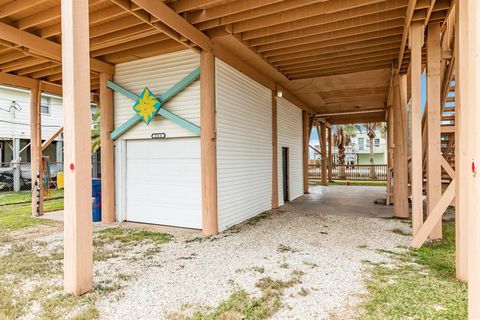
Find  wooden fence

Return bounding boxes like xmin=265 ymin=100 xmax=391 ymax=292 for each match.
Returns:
xmin=309 ymin=164 xmax=388 ymax=181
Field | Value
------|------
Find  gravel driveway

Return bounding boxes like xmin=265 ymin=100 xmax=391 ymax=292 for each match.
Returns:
xmin=93 ymin=203 xmax=411 ymax=319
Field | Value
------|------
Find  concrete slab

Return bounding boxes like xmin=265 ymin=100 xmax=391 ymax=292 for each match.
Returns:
xmin=39 ymin=210 xmax=65 ymax=222
xmin=285 ymin=184 xmax=394 ymax=219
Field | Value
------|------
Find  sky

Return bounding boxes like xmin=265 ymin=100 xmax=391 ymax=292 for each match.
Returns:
xmin=310 ymin=73 xmax=428 ymax=146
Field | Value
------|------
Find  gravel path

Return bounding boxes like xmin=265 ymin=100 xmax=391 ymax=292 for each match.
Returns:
xmin=93 ymin=204 xmax=411 ymax=320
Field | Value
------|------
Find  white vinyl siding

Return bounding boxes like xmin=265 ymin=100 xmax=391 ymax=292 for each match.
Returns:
xmin=0 ymin=86 xmax=63 ymax=140
xmin=125 ymin=138 xmax=201 ymax=229
xmin=277 ymin=97 xmax=303 ymax=206
xmin=216 ymin=59 xmax=272 ymax=231
xmin=113 ymin=50 xmax=200 ymax=140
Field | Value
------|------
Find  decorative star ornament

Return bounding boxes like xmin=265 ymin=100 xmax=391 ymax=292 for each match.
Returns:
xmin=133 ymin=87 xmax=161 ymax=125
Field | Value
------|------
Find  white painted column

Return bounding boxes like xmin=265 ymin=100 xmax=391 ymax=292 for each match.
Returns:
xmin=61 ymin=0 xmax=93 ymax=295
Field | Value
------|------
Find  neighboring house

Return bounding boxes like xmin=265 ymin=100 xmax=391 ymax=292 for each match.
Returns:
xmin=310 ymin=126 xmax=387 ymax=165
xmin=0 ymin=85 xmax=64 ymax=191
xmin=0 ymin=85 xmax=64 ymax=165
xmin=346 ymin=128 xmax=387 ymax=165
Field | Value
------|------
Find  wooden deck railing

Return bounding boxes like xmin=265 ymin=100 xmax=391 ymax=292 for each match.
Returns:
xmin=309 ymin=164 xmax=388 ymax=181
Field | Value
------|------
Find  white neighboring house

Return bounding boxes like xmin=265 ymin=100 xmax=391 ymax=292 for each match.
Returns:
xmin=0 ymin=85 xmax=64 ymax=191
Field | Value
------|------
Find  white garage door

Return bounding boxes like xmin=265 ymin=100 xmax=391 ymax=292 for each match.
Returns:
xmin=126 ymin=138 xmax=201 ymax=229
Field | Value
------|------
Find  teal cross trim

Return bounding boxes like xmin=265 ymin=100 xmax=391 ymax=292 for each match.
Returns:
xmin=108 ymin=67 xmax=201 ymax=140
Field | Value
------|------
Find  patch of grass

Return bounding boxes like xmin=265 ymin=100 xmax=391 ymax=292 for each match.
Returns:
xmin=251 ymin=266 xmax=265 ymax=273
xmin=256 ymin=270 xmax=304 ymax=294
xmin=40 ymin=292 xmax=98 ymax=320
xmin=0 ymin=243 xmax=61 ymax=277
xmin=298 ymin=287 xmax=310 ymax=297
xmin=277 ymin=244 xmax=298 ymax=253
xmin=95 ymin=227 xmax=173 ymax=246
xmin=244 ymin=211 xmax=271 ymax=226
xmin=390 ymin=228 xmax=411 ymax=236
xmin=0 ymin=200 xmax=63 ymax=232
xmin=93 ymin=227 xmax=172 ymax=262
xmin=172 ymin=270 xmax=305 ymax=320
xmin=191 ymin=289 xmax=281 ymax=320
xmin=0 ymin=242 xmax=95 ymax=320
xmin=185 ymin=236 xmax=213 ymax=244
xmin=359 ymin=222 xmax=467 ymax=319
xmin=178 ymin=253 xmax=198 ymax=260
xmin=302 ymin=260 xmax=318 ymax=269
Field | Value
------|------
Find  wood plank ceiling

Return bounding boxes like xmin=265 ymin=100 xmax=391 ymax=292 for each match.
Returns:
xmin=0 ymin=0 xmax=453 ymax=120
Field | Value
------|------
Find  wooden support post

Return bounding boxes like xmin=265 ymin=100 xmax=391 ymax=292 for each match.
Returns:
xmin=302 ymin=111 xmax=309 ymax=194
xmin=320 ymin=123 xmax=327 ymax=186
xmin=200 ymin=50 xmax=218 ymax=236
xmin=272 ymin=91 xmax=278 ymax=209
xmin=392 ymin=74 xmax=409 ymax=218
xmin=426 ymin=22 xmax=442 ymax=239
xmin=455 ymin=0 xmax=469 ymax=282
xmin=327 ymin=126 xmax=332 ymax=182
xmin=61 ymin=0 xmax=93 ymax=295
xmin=459 ymin=0 xmax=480 ymax=315
xmin=100 ymin=73 xmax=115 ymax=224
xmin=387 ymin=105 xmax=394 ymax=205
xmin=409 ymin=21 xmax=424 ymax=235
xmin=30 ymin=80 xmax=43 ymax=217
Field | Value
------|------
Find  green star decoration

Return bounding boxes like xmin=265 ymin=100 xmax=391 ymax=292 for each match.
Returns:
xmin=132 ymin=87 xmax=161 ymax=125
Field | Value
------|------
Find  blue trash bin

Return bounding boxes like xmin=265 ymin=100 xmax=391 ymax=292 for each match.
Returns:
xmin=92 ymin=179 xmax=102 ymax=222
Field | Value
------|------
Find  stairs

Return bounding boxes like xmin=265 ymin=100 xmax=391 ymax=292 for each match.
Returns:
xmin=440 ymin=72 xmax=455 ymax=182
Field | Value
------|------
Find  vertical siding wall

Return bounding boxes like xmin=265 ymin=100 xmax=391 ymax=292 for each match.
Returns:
xmin=216 ymin=59 xmax=272 ymax=231
xmin=113 ymin=50 xmax=200 ymax=140
xmin=277 ymin=97 xmax=303 ymax=206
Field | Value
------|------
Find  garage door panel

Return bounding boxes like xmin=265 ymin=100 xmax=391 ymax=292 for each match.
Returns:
xmin=126 ymin=138 xmax=201 ymax=229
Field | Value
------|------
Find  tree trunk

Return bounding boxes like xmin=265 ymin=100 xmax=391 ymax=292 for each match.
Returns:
xmin=339 ymin=144 xmax=346 ymax=179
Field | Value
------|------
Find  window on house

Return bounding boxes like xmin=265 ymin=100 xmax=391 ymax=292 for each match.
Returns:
xmin=41 ymin=96 xmax=50 ymax=114
xmin=358 ymin=138 xmax=364 ymax=151
xmin=375 ymin=138 xmax=380 ymax=148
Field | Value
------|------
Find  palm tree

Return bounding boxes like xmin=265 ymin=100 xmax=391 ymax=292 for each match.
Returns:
xmin=364 ymin=122 xmax=387 ymax=179
xmin=365 ymin=123 xmax=378 ymax=179
xmin=91 ymin=108 xmax=101 ymax=153
xmin=333 ymin=124 xmax=361 ymax=178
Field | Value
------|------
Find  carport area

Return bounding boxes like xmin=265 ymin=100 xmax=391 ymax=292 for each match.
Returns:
xmin=0 ymin=0 xmax=479 ymax=317
xmin=291 ymin=185 xmax=393 ymax=219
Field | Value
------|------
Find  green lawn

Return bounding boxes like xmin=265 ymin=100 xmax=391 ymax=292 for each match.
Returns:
xmin=359 ymin=222 xmax=467 ymax=319
xmin=0 ymin=199 xmax=64 ymax=232
xmin=0 ymin=189 xmax=64 ymax=206
xmin=0 ymin=199 xmax=172 ymax=320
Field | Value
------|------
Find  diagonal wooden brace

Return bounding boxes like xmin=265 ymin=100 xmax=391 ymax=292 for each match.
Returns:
xmin=410 ymin=179 xmax=456 ymax=248
xmin=441 ymin=156 xmax=455 ymax=179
